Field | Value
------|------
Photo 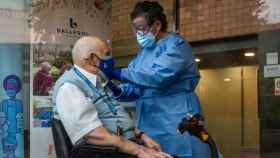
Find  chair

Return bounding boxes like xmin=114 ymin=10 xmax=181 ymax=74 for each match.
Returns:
xmin=51 ymin=118 xmax=135 ymax=158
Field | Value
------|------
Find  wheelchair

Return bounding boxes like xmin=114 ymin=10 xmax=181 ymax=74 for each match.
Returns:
xmin=51 ymin=118 xmax=136 ymax=158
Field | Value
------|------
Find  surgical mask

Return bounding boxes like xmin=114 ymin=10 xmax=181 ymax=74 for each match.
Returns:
xmin=136 ymin=31 xmax=156 ymax=48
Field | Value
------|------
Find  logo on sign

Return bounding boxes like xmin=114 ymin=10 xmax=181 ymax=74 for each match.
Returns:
xmin=69 ymin=17 xmax=78 ymax=29
xmin=57 ymin=17 xmax=89 ymax=37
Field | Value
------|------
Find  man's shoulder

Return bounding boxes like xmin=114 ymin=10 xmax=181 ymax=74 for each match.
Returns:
xmin=54 ymin=69 xmax=83 ymax=92
xmin=58 ymin=82 xmax=82 ymax=94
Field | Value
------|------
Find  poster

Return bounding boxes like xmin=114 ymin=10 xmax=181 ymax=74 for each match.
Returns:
xmin=275 ymin=78 xmax=280 ymax=96
xmin=0 ymin=45 xmax=25 ymax=158
xmin=30 ymin=0 xmax=112 ymax=158
xmin=264 ymin=65 xmax=280 ymax=78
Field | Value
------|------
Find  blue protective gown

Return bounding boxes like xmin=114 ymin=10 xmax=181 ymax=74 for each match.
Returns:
xmin=118 ymin=33 xmax=212 ymax=158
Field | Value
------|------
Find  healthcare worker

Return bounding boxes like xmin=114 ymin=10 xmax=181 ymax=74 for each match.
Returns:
xmin=100 ymin=1 xmax=221 ymax=158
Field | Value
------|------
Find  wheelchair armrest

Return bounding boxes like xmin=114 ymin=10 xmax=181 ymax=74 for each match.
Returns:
xmin=72 ymin=143 xmax=118 ymax=153
xmin=71 ymin=143 xmax=136 ymax=158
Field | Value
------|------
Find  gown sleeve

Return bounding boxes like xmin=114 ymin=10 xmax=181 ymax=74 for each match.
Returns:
xmin=122 ymin=37 xmax=193 ymax=88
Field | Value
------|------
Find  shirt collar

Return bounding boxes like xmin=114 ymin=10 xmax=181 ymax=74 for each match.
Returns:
xmin=74 ymin=65 xmax=97 ymax=86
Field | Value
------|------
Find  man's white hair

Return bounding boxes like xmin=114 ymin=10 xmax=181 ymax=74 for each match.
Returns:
xmin=72 ymin=36 xmax=104 ymax=66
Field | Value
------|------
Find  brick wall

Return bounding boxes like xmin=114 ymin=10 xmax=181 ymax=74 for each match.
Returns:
xmin=112 ymin=0 xmax=175 ymax=59
xmin=179 ymin=0 xmax=280 ymax=42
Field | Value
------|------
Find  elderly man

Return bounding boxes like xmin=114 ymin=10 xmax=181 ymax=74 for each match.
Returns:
xmin=52 ymin=36 xmax=172 ymax=158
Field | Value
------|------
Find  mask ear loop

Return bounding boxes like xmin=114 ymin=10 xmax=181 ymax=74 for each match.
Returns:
xmin=150 ymin=21 xmax=161 ymax=38
xmin=85 ymin=53 xmax=101 ymax=68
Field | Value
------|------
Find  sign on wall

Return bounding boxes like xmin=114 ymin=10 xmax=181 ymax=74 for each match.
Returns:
xmin=30 ymin=1 xmax=112 ymax=158
xmin=275 ymin=78 xmax=280 ymax=96
xmin=264 ymin=65 xmax=280 ymax=78
xmin=0 ymin=45 xmax=25 ymax=158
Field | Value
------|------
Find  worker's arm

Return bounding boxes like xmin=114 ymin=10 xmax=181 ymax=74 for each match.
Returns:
xmin=121 ymin=37 xmax=193 ymax=88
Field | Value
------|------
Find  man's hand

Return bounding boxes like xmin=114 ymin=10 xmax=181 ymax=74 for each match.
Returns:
xmin=136 ymin=146 xmax=173 ymax=158
xmin=141 ymin=133 xmax=162 ymax=151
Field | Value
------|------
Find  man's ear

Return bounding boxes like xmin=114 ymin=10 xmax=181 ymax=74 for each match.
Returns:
xmin=88 ymin=53 xmax=96 ymax=65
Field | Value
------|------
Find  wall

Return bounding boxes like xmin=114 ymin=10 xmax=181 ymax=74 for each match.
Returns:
xmin=112 ymin=0 xmax=175 ymax=66
xmin=196 ymin=66 xmax=259 ymax=158
xmin=258 ymin=29 xmax=280 ymax=158
xmin=179 ymin=0 xmax=280 ymax=42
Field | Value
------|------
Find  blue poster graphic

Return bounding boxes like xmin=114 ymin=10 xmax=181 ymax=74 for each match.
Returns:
xmin=0 ymin=75 xmax=23 ymax=158
xmin=0 ymin=44 xmax=25 ymax=158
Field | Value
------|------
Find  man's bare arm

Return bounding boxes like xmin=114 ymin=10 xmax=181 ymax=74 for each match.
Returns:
xmin=85 ymin=126 xmax=141 ymax=156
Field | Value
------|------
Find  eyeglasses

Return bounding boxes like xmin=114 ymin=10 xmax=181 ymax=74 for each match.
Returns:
xmin=84 ymin=53 xmax=101 ymax=65
xmin=85 ymin=52 xmax=111 ymax=64
xmin=131 ymin=23 xmax=152 ymax=36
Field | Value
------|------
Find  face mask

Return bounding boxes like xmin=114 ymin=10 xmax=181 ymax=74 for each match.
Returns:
xmin=136 ymin=31 xmax=156 ymax=48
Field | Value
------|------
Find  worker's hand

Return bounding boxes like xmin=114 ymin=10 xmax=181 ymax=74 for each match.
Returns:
xmin=99 ymin=57 xmax=122 ymax=81
xmin=141 ymin=133 xmax=162 ymax=151
xmin=99 ymin=57 xmax=115 ymax=79
xmin=100 ymin=57 xmax=115 ymax=70
xmin=107 ymin=80 xmax=122 ymax=96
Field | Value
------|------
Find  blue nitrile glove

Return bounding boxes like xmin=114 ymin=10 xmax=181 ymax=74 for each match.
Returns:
xmin=99 ymin=57 xmax=122 ymax=81
xmin=110 ymin=68 xmax=122 ymax=81
xmin=99 ymin=57 xmax=115 ymax=69
xmin=107 ymin=80 xmax=122 ymax=96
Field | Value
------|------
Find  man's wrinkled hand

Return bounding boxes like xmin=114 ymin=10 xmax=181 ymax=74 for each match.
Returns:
xmin=136 ymin=146 xmax=173 ymax=158
xmin=141 ymin=133 xmax=162 ymax=152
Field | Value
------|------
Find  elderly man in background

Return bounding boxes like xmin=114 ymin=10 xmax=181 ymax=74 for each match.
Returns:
xmin=33 ymin=61 xmax=54 ymax=96
xmin=52 ymin=36 xmax=172 ymax=158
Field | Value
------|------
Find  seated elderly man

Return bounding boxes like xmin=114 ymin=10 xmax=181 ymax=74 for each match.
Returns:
xmin=52 ymin=36 xmax=172 ymax=158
